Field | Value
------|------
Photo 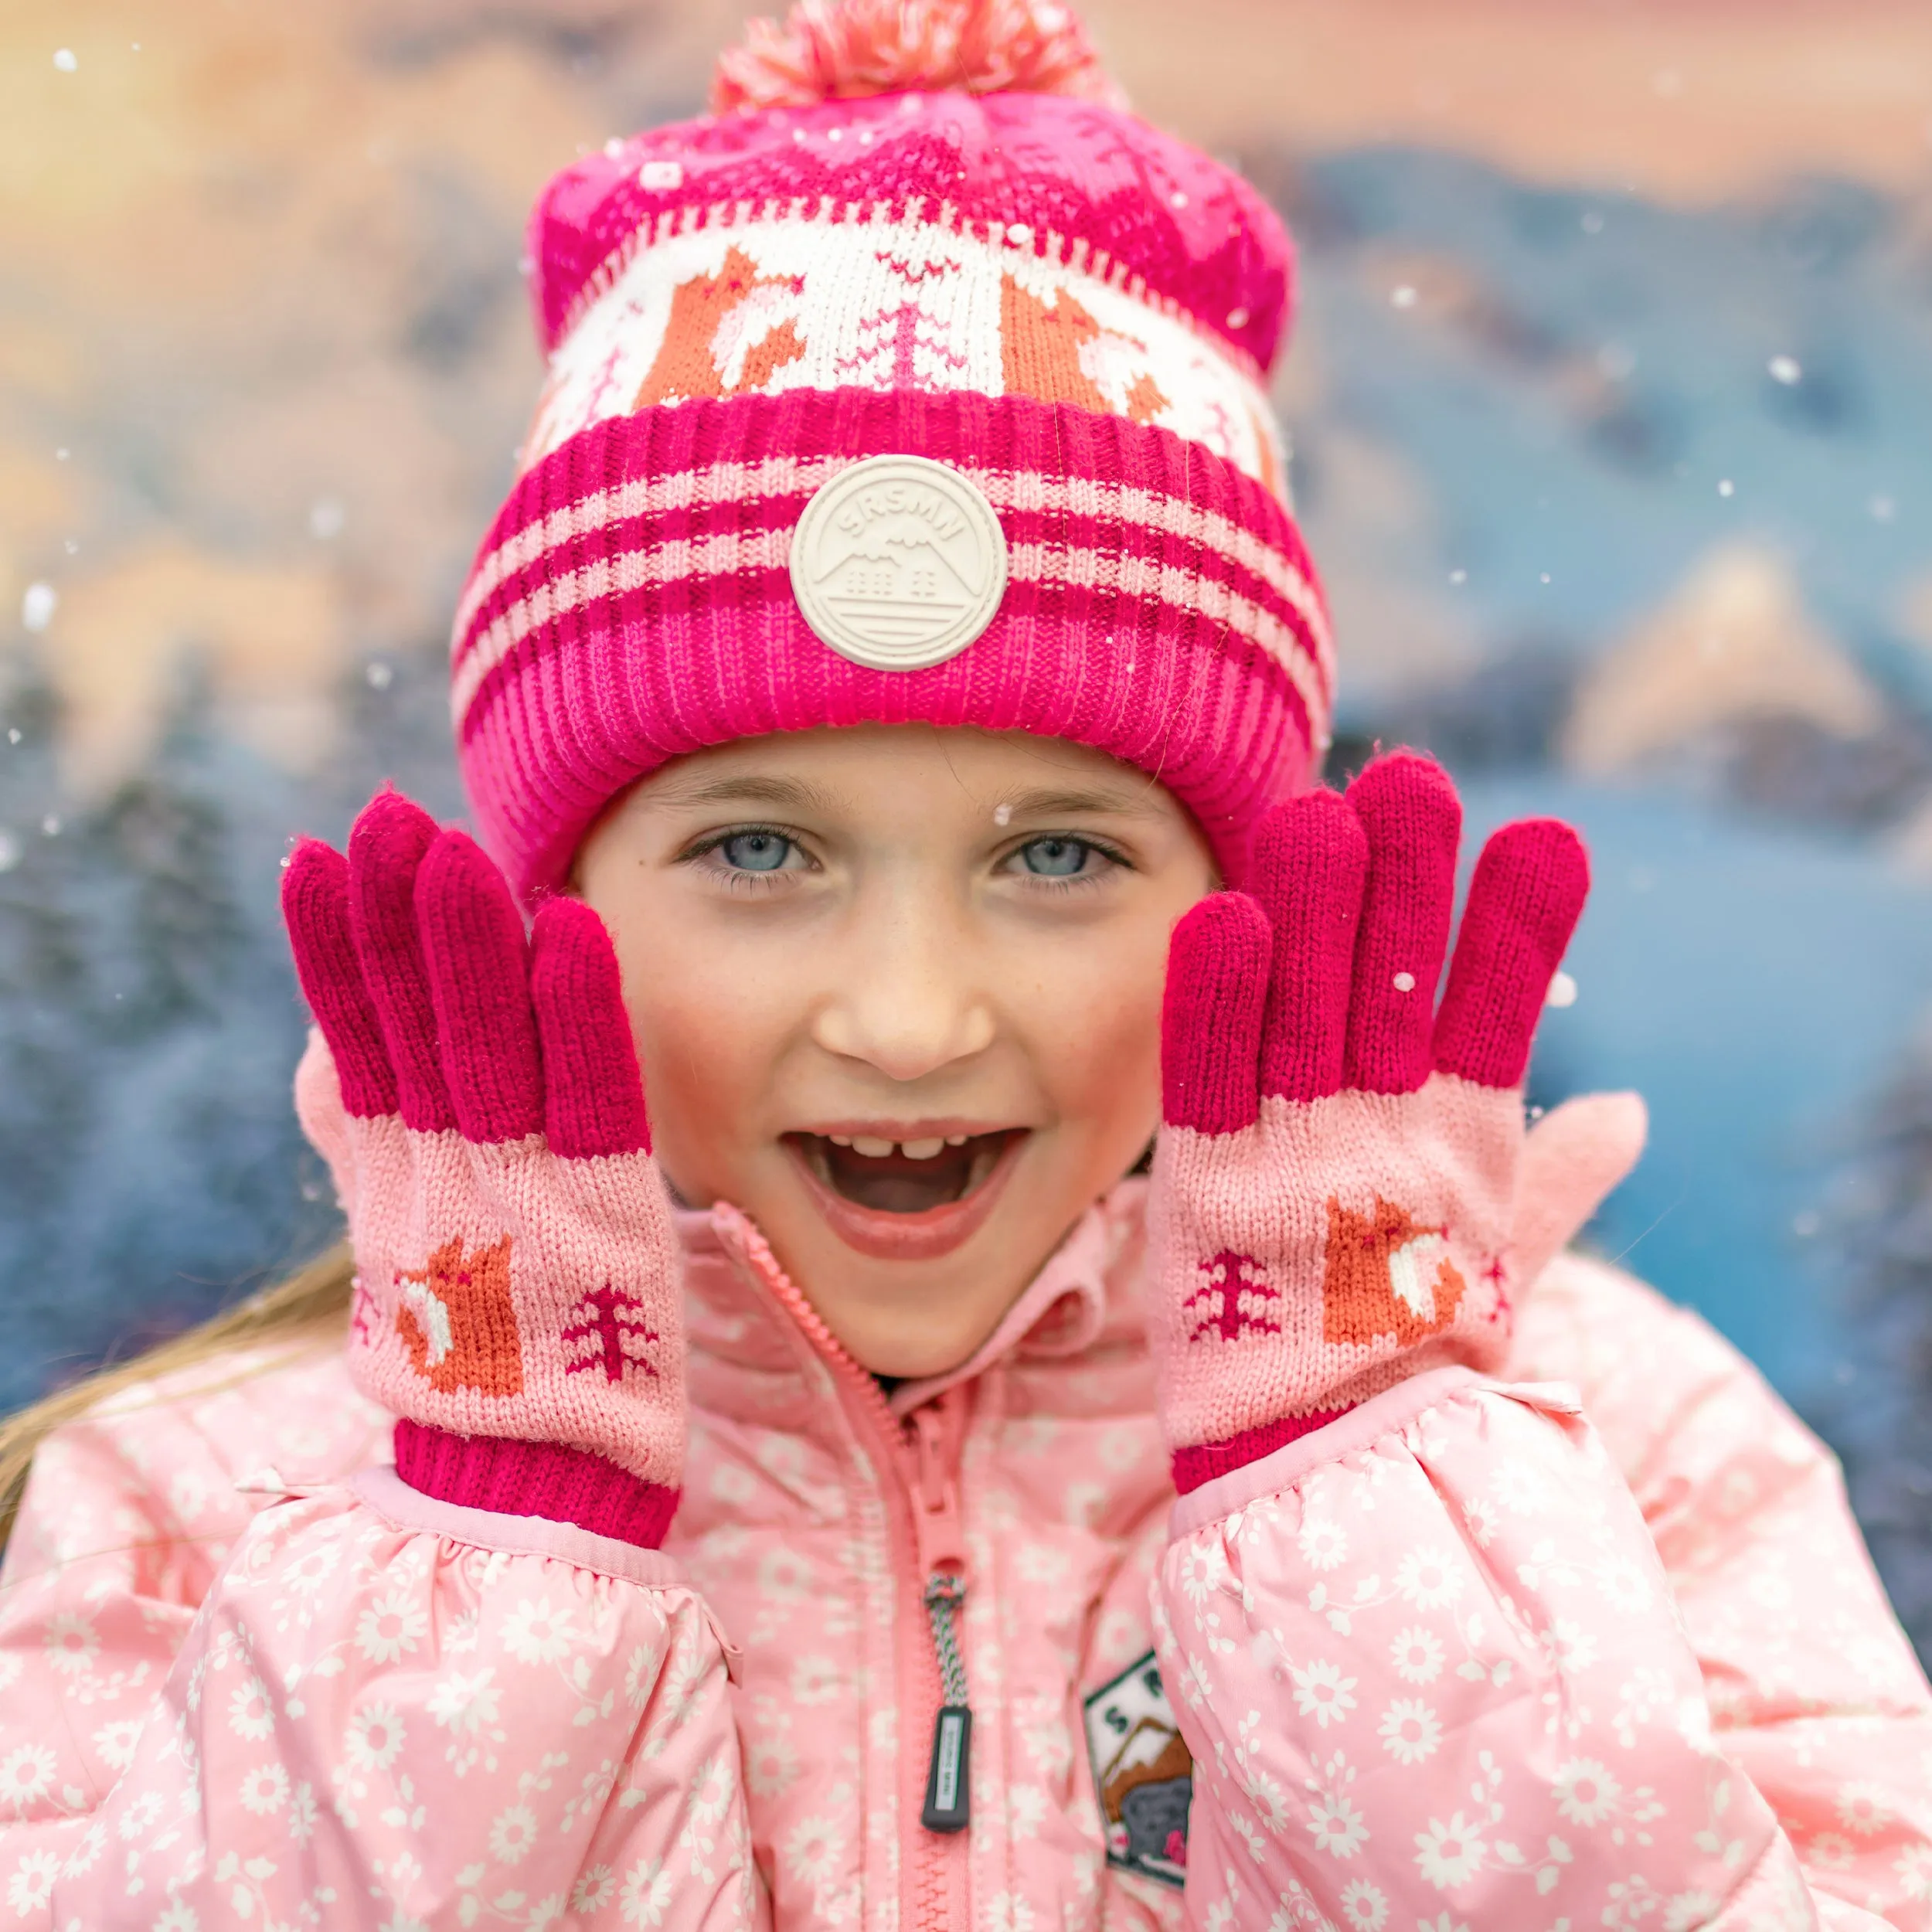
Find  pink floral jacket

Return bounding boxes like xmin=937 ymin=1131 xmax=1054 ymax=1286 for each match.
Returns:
xmin=2 ymin=1185 xmax=1927 ymax=1929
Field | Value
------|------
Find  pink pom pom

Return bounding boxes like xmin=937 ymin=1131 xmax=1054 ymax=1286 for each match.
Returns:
xmin=710 ymin=0 xmax=1126 ymax=113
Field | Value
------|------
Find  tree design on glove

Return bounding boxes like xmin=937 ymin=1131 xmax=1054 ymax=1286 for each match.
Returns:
xmin=562 ymin=1283 xmax=662 ymax=1386
xmin=1149 ymin=750 xmax=1592 ymax=1492
xmin=1184 ymin=1250 xmax=1281 ymax=1345
xmin=396 ymin=1236 xmax=522 ymax=1397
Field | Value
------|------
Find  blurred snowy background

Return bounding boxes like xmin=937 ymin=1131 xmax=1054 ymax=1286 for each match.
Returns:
xmin=3 ymin=0 xmax=1931 ymax=1650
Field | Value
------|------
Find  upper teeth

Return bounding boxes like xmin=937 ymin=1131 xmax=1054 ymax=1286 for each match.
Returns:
xmin=825 ymin=1134 xmax=971 ymax=1158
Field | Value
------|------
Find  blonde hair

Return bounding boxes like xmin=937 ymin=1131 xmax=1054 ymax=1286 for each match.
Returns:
xmin=0 ymin=1244 xmax=355 ymax=1553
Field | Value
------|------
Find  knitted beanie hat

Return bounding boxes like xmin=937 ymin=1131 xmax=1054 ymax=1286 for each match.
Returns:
xmin=453 ymin=0 xmax=1332 ymax=896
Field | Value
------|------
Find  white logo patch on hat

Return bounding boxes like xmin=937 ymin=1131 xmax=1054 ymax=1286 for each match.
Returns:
xmin=789 ymin=454 xmax=1008 ymax=672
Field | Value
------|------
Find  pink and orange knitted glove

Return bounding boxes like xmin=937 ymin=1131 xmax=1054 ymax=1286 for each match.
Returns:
xmin=1150 ymin=751 xmax=1594 ymax=1494
xmin=282 ymin=790 xmax=682 ymax=1546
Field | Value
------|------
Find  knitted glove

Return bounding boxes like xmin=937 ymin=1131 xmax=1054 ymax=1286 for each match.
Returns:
xmin=283 ymin=790 xmax=682 ymax=1546
xmin=1150 ymin=751 xmax=1602 ymax=1494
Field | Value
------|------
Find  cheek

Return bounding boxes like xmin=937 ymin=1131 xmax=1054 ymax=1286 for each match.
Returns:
xmin=1015 ymin=923 xmax=1168 ymax=1137
xmin=605 ymin=922 xmax=788 ymax=1181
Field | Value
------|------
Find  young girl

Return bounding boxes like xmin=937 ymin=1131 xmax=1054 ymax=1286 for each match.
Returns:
xmin=2 ymin=3 xmax=1928 ymax=1925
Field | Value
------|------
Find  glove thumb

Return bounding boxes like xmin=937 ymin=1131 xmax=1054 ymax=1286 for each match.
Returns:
xmin=294 ymin=1026 xmax=357 ymax=1216
xmin=1512 ymin=1090 xmax=1648 ymax=1291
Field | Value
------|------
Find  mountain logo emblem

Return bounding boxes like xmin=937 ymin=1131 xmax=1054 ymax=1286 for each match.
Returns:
xmin=790 ymin=454 xmax=1009 ymax=671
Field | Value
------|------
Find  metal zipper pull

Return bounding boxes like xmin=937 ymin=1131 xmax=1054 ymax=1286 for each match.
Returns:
xmin=920 ymin=1570 xmax=971 ymax=1833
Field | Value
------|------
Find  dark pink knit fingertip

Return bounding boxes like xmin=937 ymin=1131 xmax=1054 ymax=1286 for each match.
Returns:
xmin=1250 ymin=791 xmax=1367 ymax=1102
xmin=1162 ymin=893 xmax=1270 ymax=1134
xmin=1342 ymin=750 xmax=1463 ymax=1095
xmin=347 ymin=788 xmax=456 ymax=1133
xmin=1433 ymin=818 xmax=1590 ymax=1090
xmin=281 ymin=838 xmax=396 ymax=1118
xmin=415 ymin=832 xmax=545 ymax=1145
xmin=530 ymin=899 xmax=651 ymax=1159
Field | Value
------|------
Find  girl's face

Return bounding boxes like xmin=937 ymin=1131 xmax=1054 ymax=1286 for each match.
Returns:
xmin=575 ymin=725 xmax=1217 ymax=1378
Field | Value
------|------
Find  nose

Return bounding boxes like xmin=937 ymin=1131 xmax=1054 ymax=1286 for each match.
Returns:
xmin=811 ymin=896 xmax=997 ymax=1083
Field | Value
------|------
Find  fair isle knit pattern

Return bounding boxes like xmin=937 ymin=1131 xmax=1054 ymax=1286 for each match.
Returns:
xmin=455 ymin=63 xmax=1332 ymax=896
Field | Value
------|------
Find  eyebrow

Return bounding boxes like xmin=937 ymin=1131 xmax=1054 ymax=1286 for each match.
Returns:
xmin=995 ymin=784 xmax=1169 ymax=820
xmin=645 ymin=773 xmax=843 ymax=815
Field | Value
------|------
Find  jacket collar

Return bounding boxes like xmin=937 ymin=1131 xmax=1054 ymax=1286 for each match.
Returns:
xmin=673 ymin=1179 xmax=1145 ymax=1419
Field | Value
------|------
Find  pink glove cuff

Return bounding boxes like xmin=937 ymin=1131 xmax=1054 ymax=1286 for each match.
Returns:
xmin=393 ymin=1419 xmax=680 ymax=1549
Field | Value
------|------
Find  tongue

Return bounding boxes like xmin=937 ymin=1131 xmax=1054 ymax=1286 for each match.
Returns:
xmin=826 ymin=1143 xmax=976 ymax=1214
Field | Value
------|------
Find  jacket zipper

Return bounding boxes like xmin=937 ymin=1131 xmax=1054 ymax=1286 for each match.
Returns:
xmin=911 ymin=1398 xmax=971 ymax=1835
xmin=740 ymin=1231 xmax=972 ymax=1928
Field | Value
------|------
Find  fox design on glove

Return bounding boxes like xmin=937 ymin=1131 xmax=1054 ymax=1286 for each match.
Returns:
xmin=1322 ymin=1196 xmax=1469 ymax=1347
xmin=396 ymin=1236 xmax=523 ymax=1396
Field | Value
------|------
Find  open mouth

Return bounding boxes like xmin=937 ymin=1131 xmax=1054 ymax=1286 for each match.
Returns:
xmin=781 ymin=1128 xmax=1028 ymax=1260
xmin=788 ymin=1130 xmax=1021 ymax=1213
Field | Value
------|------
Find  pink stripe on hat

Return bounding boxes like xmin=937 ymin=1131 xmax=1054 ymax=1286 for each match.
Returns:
xmin=451 ymin=0 xmax=1334 ymax=897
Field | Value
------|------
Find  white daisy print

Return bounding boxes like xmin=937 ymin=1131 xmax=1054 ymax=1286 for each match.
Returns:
xmin=1394 ymin=1547 xmax=1464 ymax=1611
xmin=1553 ymin=1757 xmax=1621 ymax=1827
xmin=1377 ymin=1699 xmax=1441 ymax=1765
xmin=1894 ymin=1842 xmax=1932 ymax=1900
xmin=427 ymin=1666 xmax=502 ymax=1736
xmin=1838 ymin=1781 xmax=1893 ymax=1837
xmin=489 ymin=1801 xmax=538 ymax=1865
xmin=620 ymin=1853 xmax=674 ymax=1926
xmin=1540 ymin=1616 xmax=1599 ymax=1675
xmin=238 ymin=1763 xmax=290 ymax=1815
xmin=572 ymin=1866 xmax=616 ymax=1913
xmin=790 ymin=1654 xmax=842 ymax=1706
xmin=1306 ymin=1791 xmax=1368 ymax=1859
xmin=0 ymin=1743 xmax=57 ymax=1815
xmin=1414 ymin=1811 xmax=1486 ymax=1889
xmin=1297 ymin=1516 xmax=1348 ymax=1572
xmin=227 ymin=1675 xmax=275 ymax=1741
xmin=502 ymin=1597 xmax=577 ymax=1666
xmin=91 ymin=1718 xmax=145 ymax=1772
xmin=355 ymin=1590 xmax=428 ymax=1665
xmin=1337 ymin=1878 xmax=1389 ymax=1930
xmin=345 ymin=1702 xmax=406 ymax=1773
xmin=5 ymin=1849 xmax=60 ymax=1917
xmin=40 ymin=1612 xmax=99 ymax=1676
xmin=1389 ymin=1625 xmax=1444 ymax=1685
xmin=1289 ymin=1657 xmax=1359 ymax=1730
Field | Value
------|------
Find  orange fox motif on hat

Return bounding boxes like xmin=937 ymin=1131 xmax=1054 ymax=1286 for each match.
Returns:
xmin=452 ymin=0 xmax=1333 ymax=896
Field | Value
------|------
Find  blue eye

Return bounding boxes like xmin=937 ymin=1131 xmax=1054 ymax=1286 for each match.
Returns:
xmin=719 ymin=830 xmax=791 ymax=872
xmin=1019 ymin=836 xmax=1092 ymax=878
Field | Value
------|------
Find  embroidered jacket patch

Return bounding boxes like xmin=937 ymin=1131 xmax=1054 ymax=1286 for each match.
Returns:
xmin=1083 ymin=1649 xmax=1192 ymax=1888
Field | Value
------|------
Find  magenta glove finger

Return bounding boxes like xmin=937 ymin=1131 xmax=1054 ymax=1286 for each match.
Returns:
xmin=416 ymin=831 xmax=544 ymax=1145
xmin=348 ymin=790 xmax=455 ymax=1133
xmin=1434 ymin=819 xmax=1589 ymax=1088
xmin=282 ymin=838 xmax=396 ymax=1119
xmin=531 ymin=898 xmax=651 ymax=1158
xmin=1250 ymin=791 xmax=1366 ymax=1102
xmin=1162 ymin=893 xmax=1270 ymax=1133
xmin=1342 ymin=753 xmax=1461 ymax=1094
